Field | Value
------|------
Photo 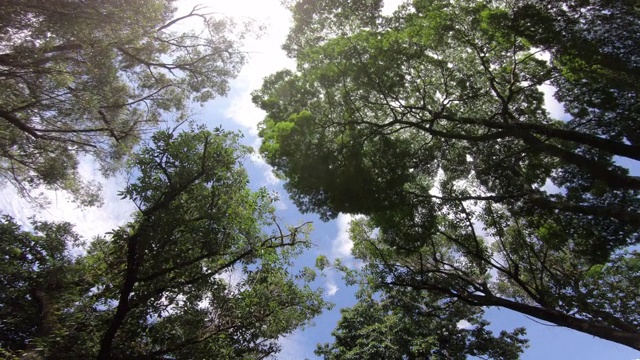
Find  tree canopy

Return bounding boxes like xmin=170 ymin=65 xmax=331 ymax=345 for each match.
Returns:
xmin=0 ymin=128 xmax=328 ymax=359
xmin=255 ymin=0 xmax=640 ymax=352
xmin=0 ymin=0 xmax=247 ymax=204
xmin=316 ymin=248 xmax=528 ymax=359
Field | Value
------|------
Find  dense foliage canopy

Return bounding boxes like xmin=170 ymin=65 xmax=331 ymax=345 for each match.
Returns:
xmin=0 ymin=0 xmax=247 ymax=204
xmin=2 ymin=0 xmax=639 ymax=358
xmin=255 ymin=0 xmax=640 ymax=352
xmin=0 ymin=128 xmax=328 ymax=359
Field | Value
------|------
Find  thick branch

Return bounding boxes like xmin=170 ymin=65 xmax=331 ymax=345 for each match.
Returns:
xmin=0 ymin=109 xmax=41 ymax=138
xmin=97 ymin=229 xmax=144 ymax=360
xmin=465 ymin=293 xmax=640 ymax=351
xmin=529 ymin=194 xmax=640 ymax=226
xmin=0 ymin=43 xmax=83 ymax=67
xmin=429 ymin=112 xmax=640 ymax=162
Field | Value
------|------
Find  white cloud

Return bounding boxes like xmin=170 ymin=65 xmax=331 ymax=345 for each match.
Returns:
xmin=217 ymin=0 xmax=296 ymax=136
xmin=0 ymin=157 xmax=135 ymax=241
xmin=175 ymin=0 xmax=296 ymax=138
xmin=541 ymin=178 xmax=562 ymax=195
xmin=456 ymin=320 xmax=473 ymax=330
xmin=244 ymin=121 xmax=281 ymax=186
xmin=249 ymin=152 xmax=281 ymax=186
xmin=540 ymin=84 xmax=568 ymax=120
xmin=332 ymin=213 xmax=354 ymax=259
xmin=215 ymin=265 xmax=247 ymax=295
xmin=382 ymin=0 xmax=406 ymax=15
xmin=429 ymin=168 xmax=445 ymax=197
xmin=218 ymin=0 xmax=408 ymax=137
xmin=325 ymin=277 xmax=339 ymax=297
xmin=276 ymin=330 xmax=308 ymax=360
xmin=224 ymin=93 xmax=268 ymax=136
xmin=0 ymin=0 xmax=301 ymax=239
xmin=273 ymin=199 xmax=288 ymax=211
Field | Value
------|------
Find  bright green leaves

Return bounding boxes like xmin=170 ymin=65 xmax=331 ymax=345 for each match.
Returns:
xmin=316 ymin=211 xmax=527 ymax=359
xmin=256 ymin=67 xmax=422 ymax=220
xmin=259 ymin=111 xmax=309 ymax=172
xmin=125 ymin=126 xmax=248 ymax=210
xmin=316 ymin=288 xmax=528 ymax=360
xmin=550 ymin=250 xmax=640 ymax=329
xmin=513 ymin=0 xmax=640 ymax=149
xmin=315 ymin=255 xmax=331 ymax=272
xmin=98 ymin=128 xmax=326 ymax=358
xmin=283 ymin=0 xmax=384 ymax=57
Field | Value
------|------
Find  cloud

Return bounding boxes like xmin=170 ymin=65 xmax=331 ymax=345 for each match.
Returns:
xmin=273 ymin=199 xmax=288 ymax=211
xmin=325 ymin=277 xmax=339 ymax=297
xmin=456 ymin=320 xmax=474 ymax=330
xmin=540 ymin=84 xmax=568 ymax=121
xmin=244 ymin=127 xmax=281 ymax=187
xmin=382 ymin=0 xmax=405 ymax=14
xmin=429 ymin=168 xmax=445 ymax=197
xmin=541 ymin=178 xmax=562 ymax=194
xmin=332 ymin=213 xmax=354 ymax=259
xmin=276 ymin=330 xmax=308 ymax=360
xmin=206 ymin=0 xmax=296 ymax=136
xmin=214 ymin=265 xmax=247 ymax=295
xmin=175 ymin=0 xmax=295 ymax=139
xmin=216 ymin=0 xmax=410 ymax=138
xmin=0 ymin=0 xmax=302 ymax=241
xmin=0 ymin=157 xmax=135 ymax=241
xmin=224 ymin=94 xmax=266 ymax=136
xmin=249 ymin=152 xmax=281 ymax=186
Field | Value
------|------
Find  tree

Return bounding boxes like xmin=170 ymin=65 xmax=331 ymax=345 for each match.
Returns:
xmin=0 ymin=0 xmax=248 ymax=204
xmin=0 ymin=216 xmax=88 ymax=359
xmin=254 ymin=0 xmax=640 ymax=351
xmin=316 ymin=259 xmax=527 ymax=359
xmin=510 ymin=0 xmax=640 ymax=146
xmin=316 ymin=298 xmax=526 ymax=360
xmin=0 ymin=128 xmax=328 ymax=359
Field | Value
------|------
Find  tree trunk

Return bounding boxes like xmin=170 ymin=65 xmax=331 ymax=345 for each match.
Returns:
xmin=96 ymin=232 xmax=141 ymax=360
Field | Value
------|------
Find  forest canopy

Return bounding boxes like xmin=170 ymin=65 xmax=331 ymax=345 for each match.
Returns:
xmin=255 ymin=0 xmax=640 ymax=353
xmin=2 ymin=0 xmax=639 ymax=358
xmin=0 ymin=2 xmax=332 ymax=359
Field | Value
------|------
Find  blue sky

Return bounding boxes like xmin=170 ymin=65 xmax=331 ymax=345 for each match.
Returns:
xmin=0 ymin=0 xmax=638 ymax=359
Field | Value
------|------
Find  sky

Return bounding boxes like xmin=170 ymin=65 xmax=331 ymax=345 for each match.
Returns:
xmin=0 ymin=0 xmax=638 ymax=359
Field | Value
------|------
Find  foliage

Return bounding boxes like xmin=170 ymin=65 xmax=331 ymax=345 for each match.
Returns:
xmin=255 ymin=0 xmax=640 ymax=352
xmin=316 ymin=272 xmax=527 ymax=359
xmin=0 ymin=0 xmax=249 ymax=204
xmin=511 ymin=0 xmax=640 ymax=147
xmin=0 ymin=216 xmax=87 ymax=356
xmin=0 ymin=128 xmax=328 ymax=359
